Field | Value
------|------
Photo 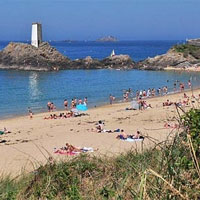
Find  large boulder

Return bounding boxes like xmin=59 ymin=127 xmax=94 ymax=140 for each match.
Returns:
xmin=101 ymin=55 xmax=135 ymax=69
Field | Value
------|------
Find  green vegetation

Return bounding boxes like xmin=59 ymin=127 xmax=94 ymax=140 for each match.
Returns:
xmin=173 ymin=44 xmax=200 ymax=59
xmin=0 ymin=108 xmax=200 ymax=199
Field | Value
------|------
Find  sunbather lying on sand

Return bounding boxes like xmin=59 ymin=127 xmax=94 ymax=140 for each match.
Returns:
xmin=44 ymin=112 xmax=74 ymax=119
xmin=163 ymin=100 xmax=173 ymax=107
xmin=116 ymin=130 xmax=144 ymax=140
xmin=164 ymin=122 xmax=179 ymax=129
xmin=54 ymin=143 xmax=96 ymax=154
xmin=0 ymin=128 xmax=11 ymax=135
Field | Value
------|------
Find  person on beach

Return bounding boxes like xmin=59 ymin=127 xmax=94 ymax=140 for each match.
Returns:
xmin=71 ymin=99 xmax=75 ymax=108
xmin=143 ymin=90 xmax=146 ymax=97
xmin=96 ymin=120 xmax=104 ymax=133
xmin=84 ymin=97 xmax=88 ymax=105
xmin=180 ymin=83 xmax=185 ymax=92
xmin=136 ymin=90 xmax=139 ymax=99
xmin=116 ymin=129 xmax=128 ymax=140
xmin=28 ymin=107 xmax=33 ymax=119
xmin=125 ymin=92 xmax=129 ymax=101
xmin=47 ymin=102 xmax=51 ymax=112
xmin=116 ymin=130 xmax=144 ymax=140
xmin=139 ymin=90 xmax=143 ymax=98
xmin=174 ymin=82 xmax=177 ymax=91
xmin=147 ymin=88 xmax=151 ymax=97
xmin=74 ymin=98 xmax=77 ymax=107
xmin=165 ymin=86 xmax=168 ymax=94
xmin=184 ymin=93 xmax=188 ymax=98
xmin=64 ymin=99 xmax=68 ymax=110
xmin=188 ymin=80 xmax=192 ymax=89
xmin=0 ymin=127 xmax=11 ymax=135
xmin=152 ymin=88 xmax=156 ymax=96
xmin=163 ymin=100 xmax=173 ymax=106
xmin=78 ymin=99 xmax=82 ymax=105
xmin=110 ymin=94 xmax=114 ymax=105
xmin=50 ymin=102 xmax=56 ymax=112
xmin=130 ymin=131 xmax=142 ymax=139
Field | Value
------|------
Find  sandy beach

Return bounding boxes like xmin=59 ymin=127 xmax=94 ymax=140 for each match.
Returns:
xmin=165 ymin=66 xmax=200 ymax=72
xmin=0 ymin=89 xmax=199 ymax=177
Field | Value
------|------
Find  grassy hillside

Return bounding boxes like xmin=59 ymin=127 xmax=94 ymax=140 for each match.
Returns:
xmin=1 ymin=108 xmax=200 ymax=199
xmin=173 ymin=44 xmax=200 ymax=59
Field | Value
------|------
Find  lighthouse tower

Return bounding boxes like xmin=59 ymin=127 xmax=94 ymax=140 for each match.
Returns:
xmin=31 ymin=23 xmax=42 ymax=48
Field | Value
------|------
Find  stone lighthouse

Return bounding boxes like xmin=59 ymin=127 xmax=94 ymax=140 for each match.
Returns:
xmin=31 ymin=23 xmax=42 ymax=48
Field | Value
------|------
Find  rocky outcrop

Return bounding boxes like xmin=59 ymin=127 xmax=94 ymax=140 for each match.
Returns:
xmin=101 ymin=55 xmax=135 ymax=69
xmin=0 ymin=42 xmax=71 ymax=71
xmin=0 ymin=42 xmax=135 ymax=71
xmin=136 ymin=44 xmax=200 ymax=70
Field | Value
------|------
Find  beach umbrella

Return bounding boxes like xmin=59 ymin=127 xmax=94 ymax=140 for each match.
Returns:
xmin=76 ymin=104 xmax=88 ymax=111
xmin=131 ymin=100 xmax=139 ymax=110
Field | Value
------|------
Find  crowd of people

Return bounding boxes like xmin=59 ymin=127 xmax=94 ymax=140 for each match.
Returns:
xmin=47 ymin=97 xmax=88 ymax=112
xmin=109 ymin=80 xmax=193 ymax=105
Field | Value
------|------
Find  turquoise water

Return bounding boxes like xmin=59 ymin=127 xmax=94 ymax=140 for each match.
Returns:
xmin=0 ymin=69 xmax=199 ymax=119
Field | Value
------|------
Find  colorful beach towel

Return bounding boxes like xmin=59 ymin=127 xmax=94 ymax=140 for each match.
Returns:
xmin=54 ymin=147 xmax=94 ymax=155
xmin=54 ymin=150 xmax=76 ymax=156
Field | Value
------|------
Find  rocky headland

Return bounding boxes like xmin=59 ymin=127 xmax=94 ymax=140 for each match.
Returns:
xmin=1 ymin=41 xmax=200 ymax=71
xmin=0 ymin=42 xmax=135 ymax=71
xmin=136 ymin=43 xmax=200 ymax=70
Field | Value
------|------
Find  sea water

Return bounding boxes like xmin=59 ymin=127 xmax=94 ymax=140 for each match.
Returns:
xmin=0 ymin=40 xmax=199 ymax=119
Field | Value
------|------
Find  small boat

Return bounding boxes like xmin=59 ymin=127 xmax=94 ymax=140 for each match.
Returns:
xmin=110 ymin=49 xmax=115 ymax=57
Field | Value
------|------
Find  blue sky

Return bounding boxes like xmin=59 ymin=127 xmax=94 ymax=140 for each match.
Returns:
xmin=0 ymin=0 xmax=199 ymax=41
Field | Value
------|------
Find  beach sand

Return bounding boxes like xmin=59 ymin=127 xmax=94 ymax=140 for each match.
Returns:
xmin=0 ymin=89 xmax=199 ymax=177
xmin=165 ymin=66 xmax=200 ymax=72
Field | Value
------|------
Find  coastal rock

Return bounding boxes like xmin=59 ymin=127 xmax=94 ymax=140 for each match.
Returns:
xmin=137 ymin=44 xmax=200 ymax=70
xmin=70 ymin=56 xmax=103 ymax=69
xmin=0 ymin=42 xmax=71 ymax=71
xmin=0 ymin=42 xmax=136 ymax=71
xmin=101 ymin=55 xmax=135 ymax=69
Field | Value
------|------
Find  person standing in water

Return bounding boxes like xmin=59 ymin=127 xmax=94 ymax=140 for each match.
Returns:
xmin=28 ymin=107 xmax=33 ymax=119
xmin=64 ymin=99 xmax=68 ymax=110
xmin=109 ymin=94 xmax=114 ymax=105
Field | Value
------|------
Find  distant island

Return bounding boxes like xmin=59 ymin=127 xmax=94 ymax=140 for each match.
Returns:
xmin=96 ymin=36 xmax=118 ymax=42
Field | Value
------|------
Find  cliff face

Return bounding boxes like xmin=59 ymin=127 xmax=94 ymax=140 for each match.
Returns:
xmin=0 ymin=42 xmax=135 ymax=71
xmin=137 ymin=44 xmax=200 ymax=70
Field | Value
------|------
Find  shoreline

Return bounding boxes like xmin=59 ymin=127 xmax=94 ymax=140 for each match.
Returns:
xmin=0 ymin=86 xmax=198 ymax=121
xmin=165 ymin=66 xmax=200 ymax=72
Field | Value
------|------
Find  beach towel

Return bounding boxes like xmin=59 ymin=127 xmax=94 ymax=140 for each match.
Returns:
xmin=125 ymin=138 xmax=144 ymax=142
xmin=81 ymin=147 xmax=94 ymax=152
xmin=54 ymin=150 xmax=76 ymax=156
xmin=54 ymin=147 xmax=94 ymax=155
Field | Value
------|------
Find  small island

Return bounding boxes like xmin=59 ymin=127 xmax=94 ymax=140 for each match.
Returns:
xmin=96 ymin=35 xmax=118 ymax=42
